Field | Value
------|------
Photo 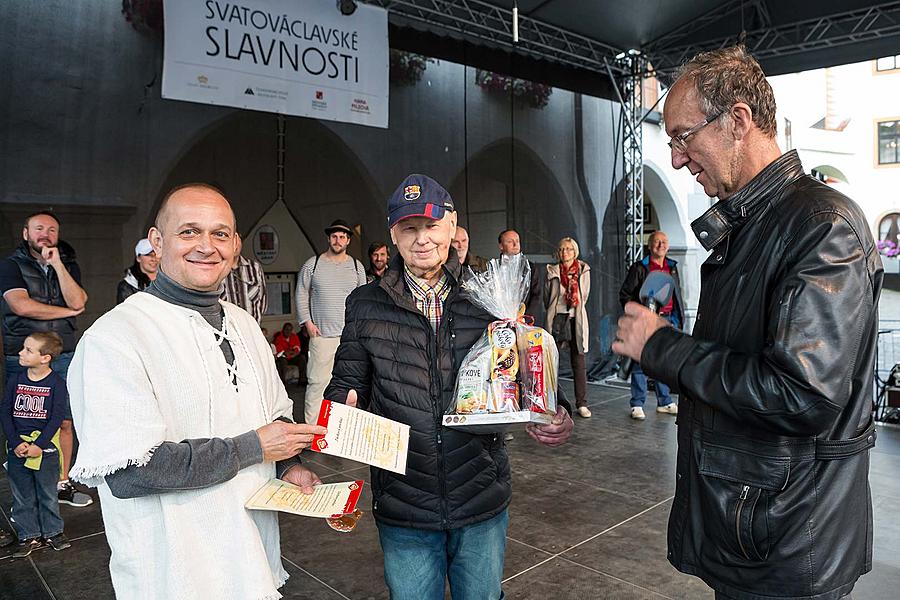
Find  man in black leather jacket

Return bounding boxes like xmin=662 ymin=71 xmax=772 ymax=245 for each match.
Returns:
xmin=325 ymin=174 xmax=574 ymax=600
xmin=614 ymin=46 xmax=882 ymax=600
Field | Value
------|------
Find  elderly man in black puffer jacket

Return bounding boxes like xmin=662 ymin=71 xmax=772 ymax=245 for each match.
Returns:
xmin=615 ymin=46 xmax=881 ymax=600
xmin=325 ymin=174 xmax=573 ymax=600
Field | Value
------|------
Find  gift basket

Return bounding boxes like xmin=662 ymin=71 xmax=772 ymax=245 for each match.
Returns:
xmin=444 ymin=254 xmax=558 ymax=434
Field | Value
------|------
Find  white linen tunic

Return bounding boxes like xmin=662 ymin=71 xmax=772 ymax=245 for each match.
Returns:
xmin=69 ymin=293 xmax=292 ymax=600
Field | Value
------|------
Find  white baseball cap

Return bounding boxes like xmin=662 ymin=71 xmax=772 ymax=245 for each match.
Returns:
xmin=134 ymin=238 xmax=154 ymax=257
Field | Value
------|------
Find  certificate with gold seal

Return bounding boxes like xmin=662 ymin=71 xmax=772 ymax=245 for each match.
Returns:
xmin=246 ymin=479 xmax=364 ymax=518
xmin=310 ymin=400 xmax=409 ymax=474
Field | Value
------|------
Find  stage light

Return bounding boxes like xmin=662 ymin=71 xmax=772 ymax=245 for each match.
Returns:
xmin=512 ymin=1 xmax=519 ymax=43
xmin=338 ymin=0 xmax=357 ymax=16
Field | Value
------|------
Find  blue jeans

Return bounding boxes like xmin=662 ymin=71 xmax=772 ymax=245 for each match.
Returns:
xmin=6 ymin=352 xmax=73 ymax=419
xmin=377 ymin=510 xmax=509 ymax=600
xmin=630 ymin=361 xmax=673 ymax=408
xmin=6 ymin=451 xmax=64 ymax=540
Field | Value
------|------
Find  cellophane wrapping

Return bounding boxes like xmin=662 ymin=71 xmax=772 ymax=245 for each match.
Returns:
xmin=451 ymin=254 xmax=558 ymax=418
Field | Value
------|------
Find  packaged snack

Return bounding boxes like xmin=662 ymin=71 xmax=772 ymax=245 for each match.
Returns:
xmin=490 ymin=320 xmax=519 ymax=381
xmin=518 ymin=328 xmax=558 ymax=413
xmin=489 ymin=379 xmax=520 ymax=413
xmin=455 ymin=345 xmax=491 ymax=413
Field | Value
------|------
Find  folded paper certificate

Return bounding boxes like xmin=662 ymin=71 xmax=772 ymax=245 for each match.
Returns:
xmin=245 ymin=479 xmax=364 ymax=518
xmin=311 ymin=400 xmax=409 ymax=474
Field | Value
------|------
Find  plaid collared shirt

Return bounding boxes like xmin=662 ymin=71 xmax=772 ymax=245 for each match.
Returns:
xmin=403 ymin=266 xmax=452 ymax=331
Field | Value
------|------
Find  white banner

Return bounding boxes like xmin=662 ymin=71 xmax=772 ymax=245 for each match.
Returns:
xmin=162 ymin=0 xmax=389 ymax=128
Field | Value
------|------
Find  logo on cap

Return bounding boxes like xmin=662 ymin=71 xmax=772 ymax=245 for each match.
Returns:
xmin=404 ymin=185 xmax=421 ymax=201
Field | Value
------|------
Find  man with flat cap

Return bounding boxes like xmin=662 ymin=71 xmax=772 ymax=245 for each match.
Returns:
xmin=325 ymin=174 xmax=574 ymax=599
xmin=296 ymin=219 xmax=366 ymax=424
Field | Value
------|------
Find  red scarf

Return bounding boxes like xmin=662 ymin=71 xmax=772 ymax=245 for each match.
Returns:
xmin=559 ymin=260 xmax=581 ymax=308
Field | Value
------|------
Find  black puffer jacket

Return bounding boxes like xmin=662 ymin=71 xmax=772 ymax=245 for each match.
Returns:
xmin=643 ymin=151 xmax=882 ymax=600
xmin=326 ymin=250 xmax=568 ymax=530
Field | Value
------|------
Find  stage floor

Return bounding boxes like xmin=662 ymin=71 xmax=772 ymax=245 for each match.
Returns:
xmin=2 ymin=381 xmax=899 ymax=599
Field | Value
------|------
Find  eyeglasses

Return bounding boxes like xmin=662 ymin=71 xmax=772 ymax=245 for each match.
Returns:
xmin=667 ymin=111 xmax=724 ymax=153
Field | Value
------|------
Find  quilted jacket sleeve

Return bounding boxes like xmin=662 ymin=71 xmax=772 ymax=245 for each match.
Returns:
xmin=324 ymin=293 xmax=373 ymax=409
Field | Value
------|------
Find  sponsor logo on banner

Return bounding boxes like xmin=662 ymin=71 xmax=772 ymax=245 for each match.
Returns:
xmin=251 ymin=86 xmax=288 ymax=100
xmin=244 ymin=87 xmax=255 ymax=95
xmin=312 ymin=90 xmax=327 ymax=111
xmin=350 ymin=97 xmax=370 ymax=114
xmin=188 ymin=74 xmax=218 ymax=90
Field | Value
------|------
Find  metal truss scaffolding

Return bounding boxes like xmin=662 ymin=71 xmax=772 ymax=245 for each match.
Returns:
xmin=647 ymin=1 xmax=900 ymax=76
xmin=617 ymin=51 xmax=646 ymax=268
xmin=373 ymin=0 xmax=626 ymax=74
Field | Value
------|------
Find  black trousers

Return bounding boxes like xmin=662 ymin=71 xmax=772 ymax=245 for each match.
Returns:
xmin=556 ymin=318 xmax=586 ymax=408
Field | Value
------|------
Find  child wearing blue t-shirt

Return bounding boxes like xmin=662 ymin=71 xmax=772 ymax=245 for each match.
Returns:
xmin=1 ymin=332 xmax=72 ymax=557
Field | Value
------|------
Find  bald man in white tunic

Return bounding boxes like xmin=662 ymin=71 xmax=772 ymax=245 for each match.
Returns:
xmin=69 ymin=184 xmax=325 ymax=599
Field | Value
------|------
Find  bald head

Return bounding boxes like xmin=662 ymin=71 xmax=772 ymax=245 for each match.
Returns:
xmin=155 ymin=183 xmax=234 ymax=234
xmin=452 ymin=226 xmax=470 ymax=263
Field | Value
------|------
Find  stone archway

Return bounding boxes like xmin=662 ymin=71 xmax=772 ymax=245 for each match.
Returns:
xmin=643 ymin=160 xmax=688 ymax=247
xmin=153 ymin=112 xmax=383 ymax=260
xmin=447 ymin=138 xmax=577 ymax=261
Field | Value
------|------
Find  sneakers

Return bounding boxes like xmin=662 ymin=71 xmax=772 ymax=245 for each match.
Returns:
xmin=46 ymin=534 xmax=71 ymax=551
xmin=577 ymin=406 xmax=592 ymax=418
xmin=58 ymin=481 xmax=93 ymax=507
xmin=630 ymin=407 xmax=646 ymax=420
xmin=12 ymin=538 xmax=44 ymax=558
xmin=504 ymin=432 xmax=515 ymax=442
xmin=657 ymin=403 xmax=678 ymax=415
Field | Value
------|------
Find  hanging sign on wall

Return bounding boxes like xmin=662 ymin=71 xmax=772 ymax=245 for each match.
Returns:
xmin=162 ymin=0 xmax=389 ymax=128
xmin=253 ymin=224 xmax=280 ymax=264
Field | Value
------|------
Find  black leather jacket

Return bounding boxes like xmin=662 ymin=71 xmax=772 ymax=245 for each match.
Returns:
xmin=642 ymin=151 xmax=882 ymax=600
xmin=2 ymin=241 xmax=80 ymax=354
xmin=325 ymin=250 xmax=568 ymax=530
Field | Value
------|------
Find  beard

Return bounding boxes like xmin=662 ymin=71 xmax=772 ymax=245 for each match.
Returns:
xmin=28 ymin=238 xmax=52 ymax=255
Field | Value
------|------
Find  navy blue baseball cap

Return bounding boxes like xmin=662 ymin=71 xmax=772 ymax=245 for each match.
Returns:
xmin=387 ymin=174 xmax=455 ymax=227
